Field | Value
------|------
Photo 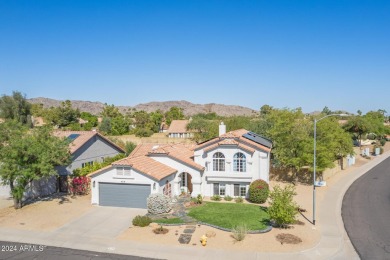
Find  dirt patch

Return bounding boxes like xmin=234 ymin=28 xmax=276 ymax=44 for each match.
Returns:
xmin=276 ymin=233 xmax=303 ymax=245
xmin=0 ymin=194 xmax=92 ymax=231
xmin=153 ymin=226 xmax=169 ymax=234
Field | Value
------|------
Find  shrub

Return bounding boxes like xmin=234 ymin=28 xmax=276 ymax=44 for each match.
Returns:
xmin=234 ymin=196 xmax=244 ymax=203
xmin=68 ymin=176 xmax=90 ymax=195
xmin=231 ymin=224 xmax=247 ymax=241
xmin=268 ymin=185 xmax=298 ymax=228
xmin=380 ymin=139 xmax=386 ymax=146
xmin=135 ymin=128 xmax=153 ymax=137
xmin=248 ymin=179 xmax=269 ymax=204
xmin=147 ymin=193 xmax=172 ymax=215
xmin=224 ymin=195 xmax=233 ymax=201
xmin=153 ymin=225 xmax=169 ymax=234
xmin=211 ymin=195 xmax=221 ymax=201
xmin=196 ymin=194 xmax=203 ymax=204
xmin=132 ymin=215 xmax=152 ymax=227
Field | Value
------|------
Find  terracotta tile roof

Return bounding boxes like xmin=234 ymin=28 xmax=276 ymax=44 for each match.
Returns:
xmin=195 ymin=129 xmax=271 ymax=153
xmin=131 ymin=143 xmax=203 ymax=171
xmin=112 ymin=156 xmax=177 ymax=181
xmin=167 ymin=120 xmax=190 ymax=133
xmin=203 ymin=140 xmax=255 ymax=154
xmin=53 ymin=130 xmax=125 ymax=154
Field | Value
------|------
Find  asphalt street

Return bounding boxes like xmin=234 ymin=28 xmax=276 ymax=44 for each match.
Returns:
xmin=0 ymin=241 xmax=159 ymax=260
xmin=342 ymin=156 xmax=390 ymax=260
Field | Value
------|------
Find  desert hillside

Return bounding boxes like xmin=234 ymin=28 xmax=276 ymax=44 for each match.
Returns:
xmin=28 ymin=98 xmax=257 ymax=117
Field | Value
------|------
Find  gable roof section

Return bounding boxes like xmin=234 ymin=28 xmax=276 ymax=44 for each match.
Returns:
xmin=167 ymin=120 xmax=190 ymax=133
xmin=131 ymin=143 xmax=203 ymax=171
xmin=91 ymin=143 xmax=202 ymax=181
xmin=195 ymin=129 xmax=272 ymax=153
xmin=53 ymin=130 xmax=125 ymax=154
xmin=112 ymin=156 xmax=177 ymax=181
xmin=203 ymin=141 xmax=256 ymax=155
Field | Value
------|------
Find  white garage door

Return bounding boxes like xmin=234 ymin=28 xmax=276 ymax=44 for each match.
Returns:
xmin=99 ymin=183 xmax=150 ymax=208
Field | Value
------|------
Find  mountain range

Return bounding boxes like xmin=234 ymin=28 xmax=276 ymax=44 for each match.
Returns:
xmin=28 ymin=97 xmax=257 ymax=117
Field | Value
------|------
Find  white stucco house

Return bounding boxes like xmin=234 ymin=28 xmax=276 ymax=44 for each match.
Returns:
xmin=89 ymin=123 xmax=272 ymax=208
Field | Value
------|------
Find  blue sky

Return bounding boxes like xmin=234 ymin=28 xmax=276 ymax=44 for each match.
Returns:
xmin=0 ymin=0 xmax=389 ymax=114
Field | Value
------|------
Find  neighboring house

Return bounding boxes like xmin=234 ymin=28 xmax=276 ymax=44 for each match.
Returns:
xmin=0 ymin=130 xmax=125 ymax=199
xmin=167 ymin=120 xmax=193 ymax=138
xmin=89 ymin=123 xmax=272 ymax=208
xmin=78 ymin=118 xmax=88 ymax=127
xmin=32 ymin=116 xmax=46 ymax=127
xmin=159 ymin=122 xmax=169 ymax=133
xmin=54 ymin=131 xmax=125 ymax=184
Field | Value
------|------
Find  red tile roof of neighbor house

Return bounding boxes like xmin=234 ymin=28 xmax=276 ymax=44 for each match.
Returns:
xmin=167 ymin=120 xmax=190 ymax=133
xmin=195 ymin=129 xmax=271 ymax=153
xmin=53 ymin=131 xmax=125 ymax=154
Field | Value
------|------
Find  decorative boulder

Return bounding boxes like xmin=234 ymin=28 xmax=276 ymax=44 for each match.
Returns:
xmin=147 ymin=193 xmax=172 ymax=214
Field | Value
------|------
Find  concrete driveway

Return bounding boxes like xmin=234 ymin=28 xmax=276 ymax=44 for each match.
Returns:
xmin=52 ymin=206 xmax=147 ymax=240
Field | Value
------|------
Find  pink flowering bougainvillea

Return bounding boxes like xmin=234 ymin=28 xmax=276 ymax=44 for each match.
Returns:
xmin=69 ymin=176 xmax=90 ymax=195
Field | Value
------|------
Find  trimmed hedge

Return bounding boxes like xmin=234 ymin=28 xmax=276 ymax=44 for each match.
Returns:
xmin=248 ymin=179 xmax=269 ymax=204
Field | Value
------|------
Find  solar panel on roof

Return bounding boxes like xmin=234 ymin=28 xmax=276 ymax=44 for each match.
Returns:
xmin=67 ymin=134 xmax=80 ymax=141
xmin=242 ymin=132 xmax=272 ymax=148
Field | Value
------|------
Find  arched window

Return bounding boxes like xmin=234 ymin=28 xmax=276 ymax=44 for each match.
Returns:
xmin=213 ymin=152 xmax=225 ymax=171
xmin=233 ymin=152 xmax=246 ymax=172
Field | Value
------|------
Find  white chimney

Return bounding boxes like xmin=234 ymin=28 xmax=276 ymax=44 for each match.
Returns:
xmin=219 ymin=122 xmax=226 ymax=136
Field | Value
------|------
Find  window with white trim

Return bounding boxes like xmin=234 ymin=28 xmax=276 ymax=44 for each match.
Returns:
xmin=116 ymin=167 xmax=131 ymax=176
xmin=234 ymin=184 xmax=247 ymax=197
xmin=233 ymin=152 xmax=246 ymax=172
xmin=213 ymin=183 xmax=226 ymax=196
xmin=213 ymin=152 xmax=225 ymax=171
xmin=82 ymin=161 xmax=93 ymax=168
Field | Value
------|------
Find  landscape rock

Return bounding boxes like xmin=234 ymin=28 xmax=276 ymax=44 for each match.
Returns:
xmin=206 ymin=231 xmax=216 ymax=238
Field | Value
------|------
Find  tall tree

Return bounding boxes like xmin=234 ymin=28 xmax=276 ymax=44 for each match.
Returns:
xmin=0 ymin=91 xmax=31 ymax=125
xmin=46 ymin=100 xmax=80 ymax=128
xmin=321 ymin=106 xmax=332 ymax=115
xmin=101 ymin=104 xmax=121 ymax=118
xmin=343 ymin=116 xmax=370 ymax=146
xmin=165 ymin=107 xmax=184 ymax=125
xmin=0 ymin=122 xmax=70 ymax=208
xmin=187 ymin=118 xmax=218 ymax=143
xmin=312 ymin=117 xmax=354 ymax=172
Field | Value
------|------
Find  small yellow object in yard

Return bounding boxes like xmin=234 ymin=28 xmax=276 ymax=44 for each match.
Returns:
xmin=200 ymin=235 xmax=207 ymax=246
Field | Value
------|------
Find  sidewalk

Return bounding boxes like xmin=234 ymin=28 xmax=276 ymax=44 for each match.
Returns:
xmin=1 ymin=151 xmax=389 ymax=259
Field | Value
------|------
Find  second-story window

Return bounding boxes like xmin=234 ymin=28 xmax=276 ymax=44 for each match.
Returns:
xmin=233 ymin=152 xmax=246 ymax=172
xmin=213 ymin=152 xmax=225 ymax=171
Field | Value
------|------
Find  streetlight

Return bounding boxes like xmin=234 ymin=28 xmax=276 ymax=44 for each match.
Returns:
xmin=313 ymin=113 xmax=349 ymax=225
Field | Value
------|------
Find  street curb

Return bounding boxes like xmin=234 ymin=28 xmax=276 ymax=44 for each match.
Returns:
xmin=300 ymin=150 xmax=390 ymax=259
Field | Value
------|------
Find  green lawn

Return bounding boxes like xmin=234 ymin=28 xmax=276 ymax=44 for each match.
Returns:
xmin=188 ymin=202 xmax=269 ymax=230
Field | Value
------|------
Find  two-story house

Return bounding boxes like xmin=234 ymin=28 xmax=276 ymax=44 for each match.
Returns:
xmin=89 ymin=123 xmax=272 ymax=208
